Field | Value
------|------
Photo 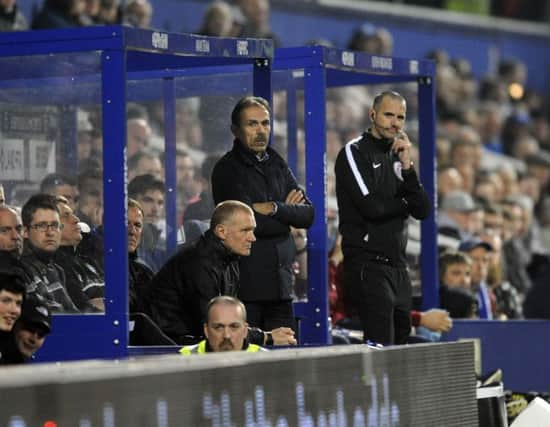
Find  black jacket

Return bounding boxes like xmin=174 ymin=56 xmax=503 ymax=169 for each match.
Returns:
xmin=20 ymin=242 xmax=80 ymax=313
xmin=129 ymin=251 xmax=154 ymax=314
xmin=212 ymin=141 xmax=314 ymax=301
xmin=335 ymin=131 xmax=431 ymax=267
xmin=147 ymin=230 xmax=240 ymax=343
xmin=55 ymin=246 xmax=105 ymax=305
xmin=0 ymin=331 xmax=24 ymax=365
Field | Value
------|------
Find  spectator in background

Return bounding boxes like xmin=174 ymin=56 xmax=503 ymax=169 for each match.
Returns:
xmin=501 ymin=198 xmax=534 ymax=295
xmin=40 ymin=173 xmax=80 ymax=213
xmin=0 ymin=183 xmax=5 ymax=205
xmin=0 ymin=272 xmax=23 ymax=333
xmin=127 ymin=199 xmax=153 ymax=315
xmin=0 ymin=205 xmax=23 ymax=257
xmin=459 ymin=238 xmax=494 ymax=319
xmin=19 ymin=194 xmax=80 ymax=312
xmin=438 ymin=250 xmax=478 ymax=319
xmin=479 ymin=228 xmax=522 ymax=319
xmin=347 ymin=22 xmax=393 ymax=56
xmin=128 ymin=174 xmax=167 ymax=272
xmin=84 ymin=0 xmax=99 ymax=23
xmin=75 ymin=167 xmax=104 ymax=268
xmin=77 ymin=167 xmax=103 ymax=229
xmin=175 ymin=149 xmax=200 ymax=217
xmin=127 ymin=117 xmax=153 ymax=157
xmin=128 ymin=150 xmax=163 ymax=181
xmin=123 ymin=0 xmax=152 ymax=28
xmin=183 ymin=153 xmax=220 ymax=224
xmin=237 ymin=0 xmax=281 ymax=47
xmin=180 ymin=296 xmax=266 ymax=354
xmin=196 ymin=0 xmax=234 ymax=37
xmin=96 ymin=0 xmax=121 ymax=24
xmin=54 ymin=196 xmax=105 ymax=311
xmin=126 ymin=198 xmax=175 ymax=345
xmin=0 ymin=272 xmax=25 ymax=364
xmin=0 ymin=0 xmax=27 ymax=31
xmin=437 ymin=166 xmax=464 ymax=201
xmin=212 ymin=96 xmax=314 ymax=332
xmin=32 ymin=0 xmax=90 ymax=28
xmin=438 ymin=190 xmax=480 ymax=250
xmin=10 ymin=295 xmax=51 ymax=363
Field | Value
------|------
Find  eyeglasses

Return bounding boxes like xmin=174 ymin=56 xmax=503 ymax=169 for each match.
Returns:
xmin=0 ymin=225 xmax=23 ymax=234
xmin=29 ymin=222 xmax=63 ymax=232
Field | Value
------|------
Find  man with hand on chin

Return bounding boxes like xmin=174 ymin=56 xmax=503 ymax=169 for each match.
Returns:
xmin=335 ymin=91 xmax=431 ymax=345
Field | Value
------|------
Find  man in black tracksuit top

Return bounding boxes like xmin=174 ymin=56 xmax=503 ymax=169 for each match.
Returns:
xmin=335 ymin=91 xmax=431 ymax=345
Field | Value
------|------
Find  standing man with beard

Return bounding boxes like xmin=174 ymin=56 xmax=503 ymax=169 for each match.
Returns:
xmin=212 ymin=96 xmax=314 ymax=334
xmin=335 ymin=91 xmax=431 ymax=345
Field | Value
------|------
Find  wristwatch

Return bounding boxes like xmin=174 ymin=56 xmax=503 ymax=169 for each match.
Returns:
xmin=265 ymin=331 xmax=274 ymax=346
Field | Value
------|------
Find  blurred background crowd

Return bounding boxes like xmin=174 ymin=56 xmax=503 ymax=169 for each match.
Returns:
xmin=0 ymin=0 xmax=549 ymax=327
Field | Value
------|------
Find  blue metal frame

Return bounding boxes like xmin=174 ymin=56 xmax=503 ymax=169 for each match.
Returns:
xmin=0 ymin=25 xmax=273 ymax=361
xmin=274 ymin=46 xmax=437 ymax=345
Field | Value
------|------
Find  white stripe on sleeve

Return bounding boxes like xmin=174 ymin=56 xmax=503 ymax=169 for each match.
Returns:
xmin=344 ymin=138 xmax=369 ymax=196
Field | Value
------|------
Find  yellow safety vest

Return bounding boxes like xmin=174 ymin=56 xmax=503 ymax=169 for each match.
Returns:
xmin=179 ymin=340 xmax=266 ymax=355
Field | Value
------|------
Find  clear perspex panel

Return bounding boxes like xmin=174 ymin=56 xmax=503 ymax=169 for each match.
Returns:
xmin=0 ymin=51 xmax=106 ymax=314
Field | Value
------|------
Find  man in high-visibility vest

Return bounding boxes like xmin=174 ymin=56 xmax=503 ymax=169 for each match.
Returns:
xmin=180 ymin=296 xmax=266 ymax=354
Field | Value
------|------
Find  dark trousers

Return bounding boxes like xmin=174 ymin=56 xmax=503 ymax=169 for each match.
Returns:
xmin=244 ymin=300 xmax=296 ymax=332
xmin=344 ymin=257 xmax=412 ymax=345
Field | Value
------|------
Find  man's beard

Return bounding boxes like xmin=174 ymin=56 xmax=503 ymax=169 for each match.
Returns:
xmin=218 ymin=338 xmax=234 ymax=351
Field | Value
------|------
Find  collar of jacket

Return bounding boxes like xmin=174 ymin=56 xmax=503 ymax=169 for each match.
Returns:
xmin=364 ymin=129 xmax=394 ymax=153
xmin=232 ymin=139 xmax=272 ymax=165
xmin=22 ymin=241 xmax=56 ymax=264
xmin=57 ymin=245 xmax=77 ymax=257
xmin=202 ymin=229 xmax=240 ymax=263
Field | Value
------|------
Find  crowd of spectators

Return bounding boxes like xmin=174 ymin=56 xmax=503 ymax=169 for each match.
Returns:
xmin=0 ymin=0 xmax=550 ymax=359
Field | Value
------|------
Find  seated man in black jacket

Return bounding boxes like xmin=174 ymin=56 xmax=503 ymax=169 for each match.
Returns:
xmin=148 ymin=200 xmax=296 ymax=346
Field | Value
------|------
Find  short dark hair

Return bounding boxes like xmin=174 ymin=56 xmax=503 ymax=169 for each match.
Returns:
xmin=40 ymin=173 xmax=77 ymax=194
xmin=128 ymin=174 xmax=165 ymax=199
xmin=78 ymin=168 xmax=102 ymax=194
xmin=21 ymin=194 xmax=59 ymax=228
xmin=0 ymin=272 xmax=26 ymax=297
xmin=127 ymin=150 xmax=160 ymax=171
xmin=206 ymin=296 xmax=247 ymax=323
xmin=210 ymin=200 xmax=253 ymax=229
xmin=231 ymin=96 xmax=271 ymax=127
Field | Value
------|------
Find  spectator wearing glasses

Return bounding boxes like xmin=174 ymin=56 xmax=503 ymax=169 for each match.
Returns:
xmin=19 ymin=194 xmax=80 ymax=312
